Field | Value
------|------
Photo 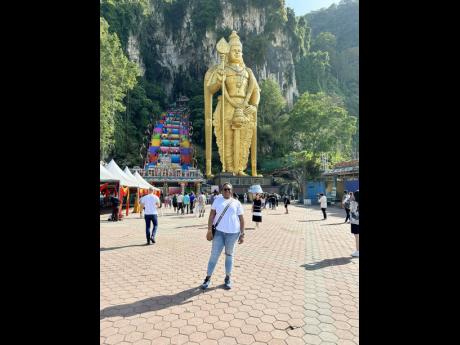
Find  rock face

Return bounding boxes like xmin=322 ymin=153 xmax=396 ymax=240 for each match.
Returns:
xmin=133 ymin=0 xmax=301 ymax=108
xmin=127 ymin=35 xmax=145 ymax=76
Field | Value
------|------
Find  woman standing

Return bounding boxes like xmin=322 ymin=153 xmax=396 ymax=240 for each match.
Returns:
xmin=201 ymin=183 xmax=245 ymax=290
xmin=252 ymin=193 xmax=262 ymax=228
xmin=350 ymin=190 xmax=359 ymax=257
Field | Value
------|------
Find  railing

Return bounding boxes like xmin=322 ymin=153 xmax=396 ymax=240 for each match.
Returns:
xmin=139 ymin=169 xmax=204 ymax=179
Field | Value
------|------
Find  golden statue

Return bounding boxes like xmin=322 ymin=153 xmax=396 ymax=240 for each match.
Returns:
xmin=204 ymin=31 xmax=261 ymax=177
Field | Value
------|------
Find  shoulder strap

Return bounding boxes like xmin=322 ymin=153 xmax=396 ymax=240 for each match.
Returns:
xmin=214 ymin=199 xmax=234 ymax=227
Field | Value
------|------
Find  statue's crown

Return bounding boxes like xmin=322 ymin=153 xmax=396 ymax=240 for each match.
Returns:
xmin=228 ymin=31 xmax=242 ymax=47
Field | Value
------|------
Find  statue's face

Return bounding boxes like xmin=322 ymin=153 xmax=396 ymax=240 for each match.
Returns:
xmin=229 ymin=45 xmax=243 ymax=63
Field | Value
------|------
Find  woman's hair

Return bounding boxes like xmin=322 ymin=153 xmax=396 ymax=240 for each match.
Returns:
xmin=222 ymin=182 xmax=233 ymax=190
xmin=353 ymin=190 xmax=359 ymax=203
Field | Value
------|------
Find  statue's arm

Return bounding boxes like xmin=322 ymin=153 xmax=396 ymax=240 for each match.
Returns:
xmin=247 ymin=69 xmax=260 ymax=106
xmin=206 ymin=65 xmax=222 ymax=95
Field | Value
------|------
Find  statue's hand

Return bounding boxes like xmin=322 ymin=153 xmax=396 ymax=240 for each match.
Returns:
xmin=216 ymin=68 xmax=225 ymax=82
xmin=243 ymin=105 xmax=257 ymax=116
xmin=232 ymin=116 xmax=244 ymax=128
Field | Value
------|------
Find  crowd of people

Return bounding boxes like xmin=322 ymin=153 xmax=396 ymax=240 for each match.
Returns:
xmin=102 ymin=184 xmax=359 ymax=289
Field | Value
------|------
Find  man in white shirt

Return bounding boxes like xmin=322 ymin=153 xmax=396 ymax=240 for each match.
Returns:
xmin=196 ymin=192 xmax=206 ymax=218
xmin=318 ymin=193 xmax=328 ymax=220
xmin=177 ymin=193 xmax=184 ymax=214
xmin=140 ymin=187 xmax=161 ymax=245
xmin=201 ymin=183 xmax=245 ymax=290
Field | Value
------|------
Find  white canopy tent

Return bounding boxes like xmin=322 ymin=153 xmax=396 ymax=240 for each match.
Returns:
xmin=105 ymin=160 xmax=142 ymax=217
xmin=123 ymin=167 xmax=143 ymax=188
xmin=100 ymin=164 xmax=119 ymax=183
xmin=133 ymin=171 xmax=159 ymax=191
xmin=105 ymin=159 xmax=139 ymax=187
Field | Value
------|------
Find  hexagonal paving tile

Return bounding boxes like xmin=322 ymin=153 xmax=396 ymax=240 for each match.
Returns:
xmin=162 ymin=327 xmax=180 ymax=338
xmin=302 ymin=334 xmax=322 ymax=345
xmin=170 ymin=334 xmax=189 ymax=345
xmin=217 ymin=336 xmax=237 ymax=345
xmin=271 ymin=330 xmax=289 ymax=340
xmin=235 ymin=333 xmax=256 ymax=345
xmin=213 ymin=321 xmax=230 ymax=330
xmin=188 ymin=331 xmax=207 ymax=343
xmin=241 ymin=324 xmax=258 ymax=335
xmin=284 ymin=336 xmax=305 ymax=345
xmin=207 ymin=329 xmax=225 ymax=340
xmin=179 ymin=325 xmax=197 ymax=335
xmin=319 ymin=331 xmax=339 ymax=342
xmin=254 ymin=331 xmax=273 ymax=343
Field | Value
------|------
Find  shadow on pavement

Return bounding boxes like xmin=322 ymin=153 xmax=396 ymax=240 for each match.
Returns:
xmin=100 ymin=244 xmax=147 ymax=252
xmin=175 ymin=224 xmax=206 ymax=229
xmin=301 ymin=257 xmax=352 ymax=270
xmin=321 ymin=222 xmax=348 ymax=226
xmin=100 ymin=286 xmax=218 ymax=319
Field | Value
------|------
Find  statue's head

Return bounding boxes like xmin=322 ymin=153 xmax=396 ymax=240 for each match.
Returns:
xmin=228 ymin=31 xmax=243 ymax=64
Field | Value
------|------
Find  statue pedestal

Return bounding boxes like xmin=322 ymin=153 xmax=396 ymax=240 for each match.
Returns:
xmin=211 ymin=173 xmax=279 ymax=197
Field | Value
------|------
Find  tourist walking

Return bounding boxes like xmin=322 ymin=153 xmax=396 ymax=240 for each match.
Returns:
xmin=269 ymin=194 xmax=276 ymax=210
xmin=177 ymin=193 xmax=184 ymax=214
xmin=243 ymin=193 xmax=248 ymax=204
xmin=109 ymin=192 xmax=120 ymax=221
xmin=196 ymin=192 xmax=206 ymax=218
xmin=140 ymin=187 xmax=161 ymax=245
xmin=318 ymin=193 xmax=327 ymax=219
xmin=172 ymin=194 xmax=178 ymax=212
xmin=210 ymin=190 xmax=218 ymax=206
xmin=164 ymin=194 xmax=170 ymax=209
xmin=350 ymin=190 xmax=359 ymax=257
xmin=158 ymin=197 xmax=164 ymax=217
xmin=342 ymin=190 xmax=351 ymax=223
xmin=183 ymin=193 xmax=190 ymax=214
xmin=189 ymin=192 xmax=195 ymax=214
xmin=201 ymin=183 xmax=245 ymax=290
xmin=283 ymin=194 xmax=290 ymax=214
xmin=252 ymin=193 xmax=262 ymax=228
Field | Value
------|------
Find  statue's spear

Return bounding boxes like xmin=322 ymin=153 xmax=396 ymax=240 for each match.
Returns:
xmin=216 ymin=38 xmax=230 ymax=173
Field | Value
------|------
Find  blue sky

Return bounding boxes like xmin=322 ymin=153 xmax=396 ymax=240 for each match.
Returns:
xmin=285 ymin=0 xmax=339 ymax=16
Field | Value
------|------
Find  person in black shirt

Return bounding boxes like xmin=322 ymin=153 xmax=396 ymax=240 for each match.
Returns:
xmin=252 ymin=193 xmax=262 ymax=228
xmin=283 ymin=195 xmax=290 ymax=214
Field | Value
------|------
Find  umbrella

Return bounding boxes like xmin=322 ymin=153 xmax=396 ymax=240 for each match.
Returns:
xmin=248 ymin=184 xmax=264 ymax=194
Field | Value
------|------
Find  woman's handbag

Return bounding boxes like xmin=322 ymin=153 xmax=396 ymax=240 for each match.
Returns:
xmin=207 ymin=200 xmax=233 ymax=241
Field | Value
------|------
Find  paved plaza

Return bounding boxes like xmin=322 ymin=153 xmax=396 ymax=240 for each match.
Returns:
xmin=100 ymin=203 xmax=359 ymax=345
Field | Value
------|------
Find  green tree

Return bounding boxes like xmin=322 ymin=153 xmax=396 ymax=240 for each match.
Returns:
xmin=112 ymin=79 xmax=163 ymax=166
xmin=100 ymin=17 xmax=140 ymax=160
xmin=296 ymin=50 xmax=331 ymax=93
xmin=257 ymin=78 xmax=290 ymax=166
xmin=283 ymin=92 xmax=357 ymax=200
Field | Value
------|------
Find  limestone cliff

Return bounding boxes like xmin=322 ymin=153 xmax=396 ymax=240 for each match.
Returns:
xmin=125 ymin=0 xmax=308 ymax=108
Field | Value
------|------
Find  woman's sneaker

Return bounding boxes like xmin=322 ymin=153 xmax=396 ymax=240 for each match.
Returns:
xmin=224 ymin=276 xmax=232 ymax=290
xmin=201 ymin=278 xmax=211 ymax=290
xmin=351 ymin=251 xmax=359 ymax=257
